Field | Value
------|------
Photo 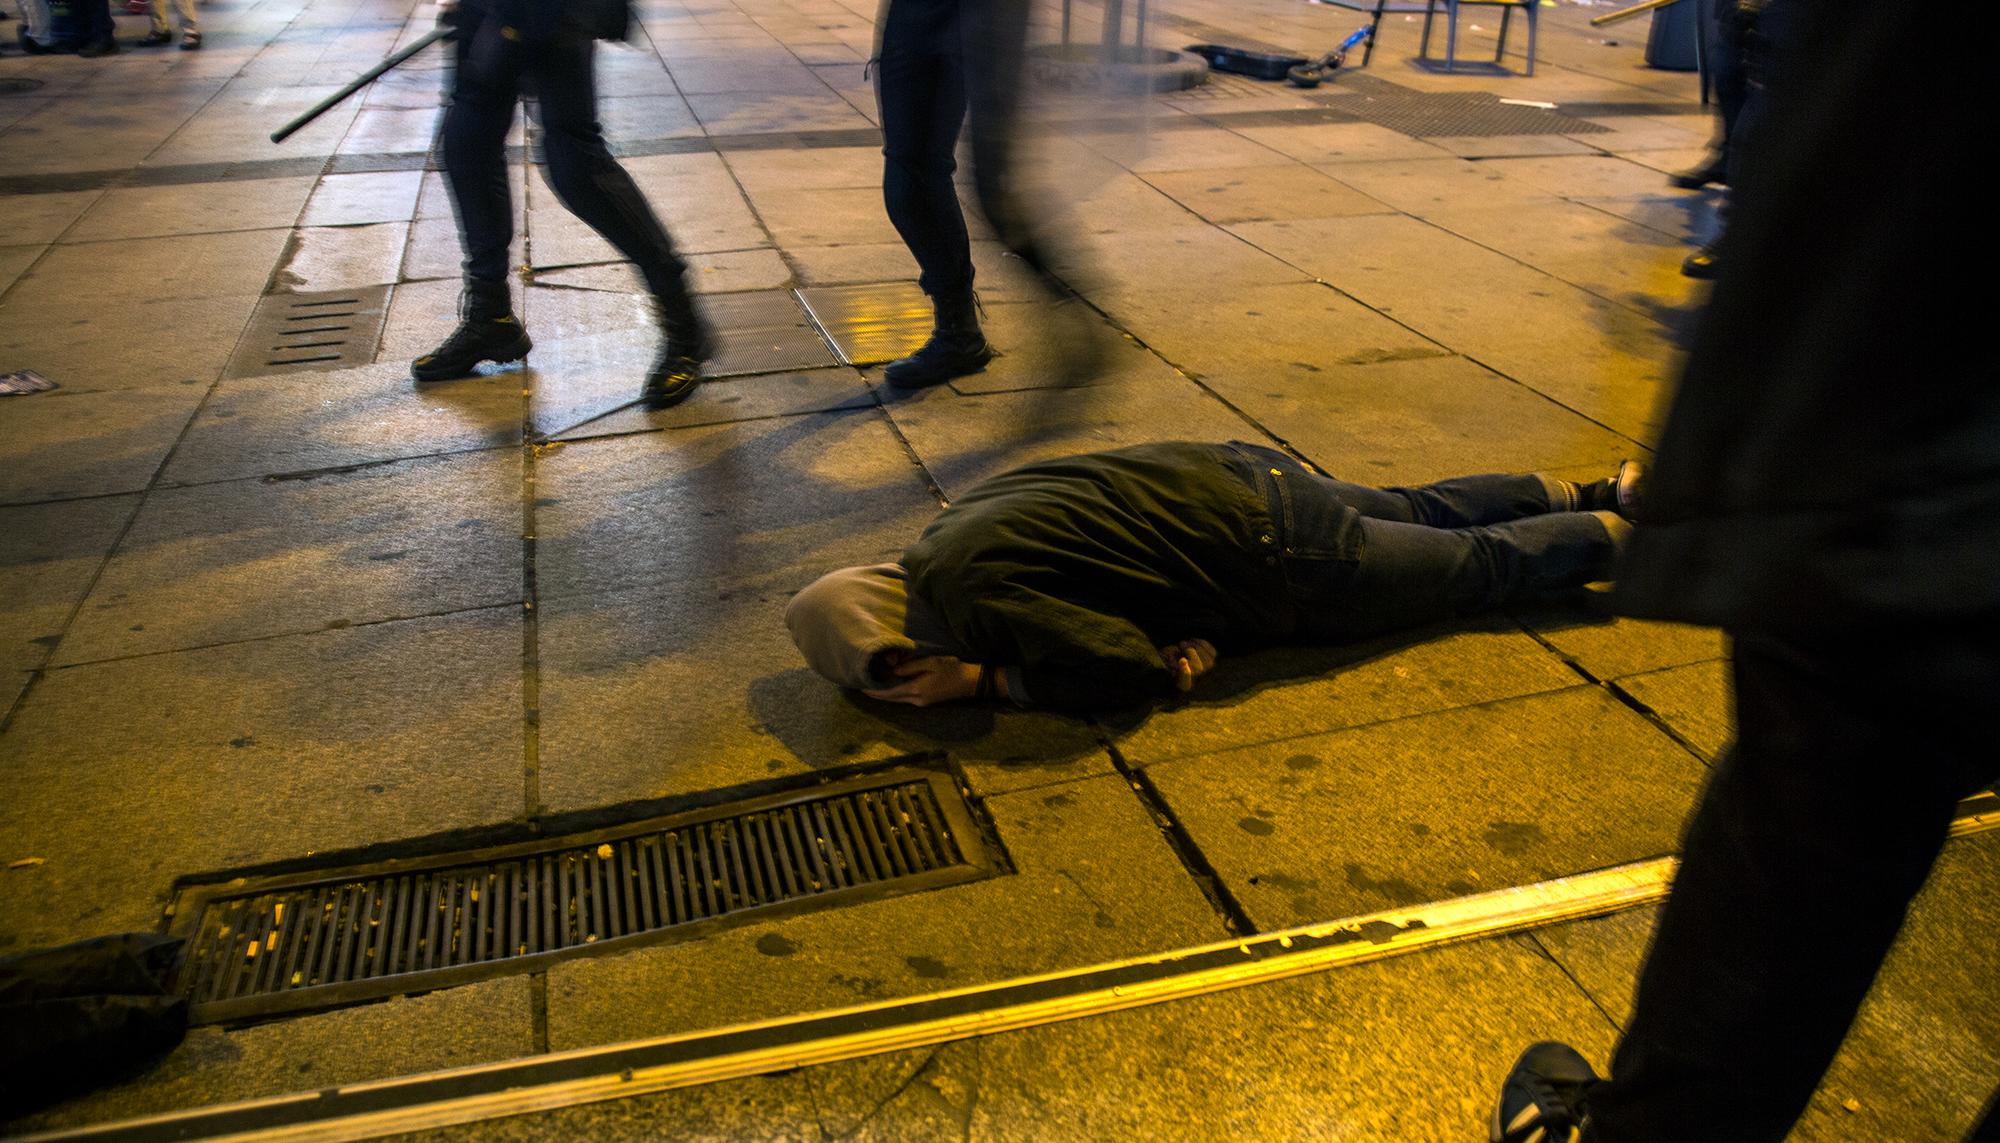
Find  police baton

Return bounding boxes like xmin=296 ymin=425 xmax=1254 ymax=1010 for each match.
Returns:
xmin=270 ymin=26 xmax=451 ymax=144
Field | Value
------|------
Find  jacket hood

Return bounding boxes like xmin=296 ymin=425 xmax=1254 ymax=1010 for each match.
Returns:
xmin=783 ymin=563 xmax=959 ymax=689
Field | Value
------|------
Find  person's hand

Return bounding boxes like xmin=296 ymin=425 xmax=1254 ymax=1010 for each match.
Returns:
xmin=863 ymin=655 xmax=980 ymax=707
xmin=1159 ymin=638 xmax=1218 ymax=693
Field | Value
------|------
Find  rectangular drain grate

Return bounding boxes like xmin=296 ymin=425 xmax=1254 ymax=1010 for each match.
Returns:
xmin=223 ymin=286 xmax=392 ymax=380
xmin=166 ymin=763 xmax=1002 ymax=1024
xmin=700 ymin=289 xmax=840 ymax=378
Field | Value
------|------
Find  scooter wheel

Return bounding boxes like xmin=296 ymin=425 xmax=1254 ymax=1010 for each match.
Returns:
xmin=1286 ymin=63 xmax=1325 ymax=87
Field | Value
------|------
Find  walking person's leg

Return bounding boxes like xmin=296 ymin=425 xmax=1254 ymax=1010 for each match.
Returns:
xmin=530 ymin=27 xmax=711 ymax=408
xmin=414 ymin=9 xmax=534 ymax=383
xmin=876 ymin=0 xmax=992 ymax=390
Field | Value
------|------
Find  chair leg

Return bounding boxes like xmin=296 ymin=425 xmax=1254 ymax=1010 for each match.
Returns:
xmin=1445 ymin=0 xmax=1459 ymax=71
xmin=1496 ymin=5 xmax=1512 ymax=64
xmin=1420 ymin=0 xmax=1437 ymax=61
xmin=1524 ymin=2 xmax=1537 ymax=75
xmin=1365 ymin=3 xmax=1383 ymax=64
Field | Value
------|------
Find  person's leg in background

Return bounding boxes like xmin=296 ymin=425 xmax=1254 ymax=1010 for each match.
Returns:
xmin=138 ymin=0 xmax=196 ymax=48
xmin=1672 ymin=0 xmax=1743 ymax=189
xmin=72 ymin=0 xmax=115 ymax=55
xmin=530 ymin=25 xmax=711 ymax=407
xmin=413 ymin=6 xmax=534 ymax=383
xmin=876 ymin=0 xmax=991 ymax=390
xmin=13 ymin=0 xmax=56 ymax=52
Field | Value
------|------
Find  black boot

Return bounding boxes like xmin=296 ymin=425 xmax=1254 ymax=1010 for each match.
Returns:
xmin=883 ymin=290 xmax=993 ymax=390
xmin=640 ymin=286 xmax=713 ymax=409
xmin=1669 ymin=151 xmax=1729 ymax=189
xmin=412 ymin=280 xmax=532 ymax=383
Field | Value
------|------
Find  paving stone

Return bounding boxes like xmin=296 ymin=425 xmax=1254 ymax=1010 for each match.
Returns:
xmin=1061 ymin=172 xmax=1203 ymax=237
xmin=748 ymin=186 xmax=905 ymax=247
xmin=162 ymin=360 xmax=522 ymax=486
xmin=59 ymin=450 xmax=522 ymax=663
xmin=1483 ymin=153 xmax=1691 ymax=200
xmin=300 ymin=171 xmax=426 ymax=227
xmin=1573 ymin=192 xmax=1721 ymax=247
xmin=1103 ymin=279 xmax=1441 ymax=388
xmin=786 ymin=241 xmax=924 ymax=289
xmin=1234 ymin=120 xmax=1451 ymax=164
xmin=0 ymin=288 xmax=262 ymax=393
xmin=13 ymin=227 xmax=288 ymax=302
xmin=530 ymin=247 xmax=794 ymax=296
xmin=1424 ymin=199 xmax=1700 ymax=313
xmin=1139 ymin=163 xmax=1394 ymax=224
xmin=534 ymin=407 xmax=931 ymax=603
xmin=599 ymin=93 xmax=703 ymax=143
xmin=1229 ymin=214 xmax=1674 ymax=442
xmin=1311 ymin=155 xmax=1559 ymax=213
xmin=668 ymin=59 xmax=832 ymax=97
xmin=276 ymin=221 xmax=410 ymax=291
xmin=13 ymin=979 xmax=536 ymax=1133
xmin=1426 ymin=133 xmax=1602 ymax=159
xmin=720 ymin=145 xmax=883 ymax=195
xmin=402 ymin=1068 xmax=823 ymax=1142
xmin=0 ymin=190 xmax=104 ymax=247
xmin=946 ymin=300 xmax=1178 ymax=396
xmin=1510 ymin=594 xmax=1727 ymax=681
xmin=0 ymin=608 xmax=523 ymax=948
xmin=536 ymin=568 xmax=1107 ymax=813
xmin=961 ymin=937 xmax=1615 ymax=1141
xmin=64 ymin=177 xmax=315 ymax=243
xmin=0 ymin=496 xmax=136 ymax=672
xmin=0 ymin=382 xmax=207 ymax=503
xmin=1148 ymin=685 xmax=1705 ymax=926
xmin=0 ymin=245 xmax=41 ymax=295
xmin=623 ymin=153 xmax=772 ymax=255
xmin=685 ymin=90 xmax=874 ymax=135
xmin=1615 ymin=659 xmax=1732 ymax=761
xmin=881 ymin=374 xmax=1261 ymax=500
xmin=340 ymin=106 xmax=442 ymax=155
xmin=549 ymin=368 xmax=874 ymax=441
xmin=1086 ymin=124 xmax=1298 ymax=173
xmin=1112 ymin=616 xmax=1581 ymax=766
xmin=1568 ymin=114 xmax=1712 ymax=155
xmin=1225 ymin=352 xmax=1636 ymax=483
xmin=542 ymin=774 xmax=1226 ymax=1048
xmin=1084 ymin=223 xmax=1311 ymax=305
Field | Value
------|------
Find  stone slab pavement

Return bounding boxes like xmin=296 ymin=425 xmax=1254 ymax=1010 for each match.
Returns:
xmin=1 ymin=0 xmax=1992 ymax=1136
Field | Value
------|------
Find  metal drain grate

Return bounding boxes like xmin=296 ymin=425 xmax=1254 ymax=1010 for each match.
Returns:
xmin=701 ymin=289 xmax=840 ymax=378
xmin=224 ymin=286 xmax=392 ymax=380
xmin=167 ymin=763 xmax=1003 ymax=1024
xmin=796 ymin=282 xmax=934 ymax=367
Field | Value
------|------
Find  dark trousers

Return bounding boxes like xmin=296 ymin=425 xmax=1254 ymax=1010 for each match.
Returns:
xmin=442 ymin=8 xmax=687 ymax=299
xmin=1234 ymin=445 xmax=1618 ymax=641
xmin=67 ymin=0 xmax=113 ymax=46
xmin=875 ymin=0 xmax=1041 ymax=300
xmin=1589 ymin=625 xmax=2000 ymax=1141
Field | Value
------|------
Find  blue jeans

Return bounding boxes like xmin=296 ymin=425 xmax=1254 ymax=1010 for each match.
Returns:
xmin=1226 ymin=444 xmax=1617 ymax=641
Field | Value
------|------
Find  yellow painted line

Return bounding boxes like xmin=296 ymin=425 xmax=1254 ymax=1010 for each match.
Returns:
xmin=23 ymin=800 xmax=1998 ymax=1143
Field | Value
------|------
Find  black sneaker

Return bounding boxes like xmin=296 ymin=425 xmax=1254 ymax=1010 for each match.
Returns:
xmin=412 ymin=314 xmax=532 ymax=382
xmin=77 ymin=36 xmax=119 ymax=57
xmin=137 ymin=28 xmax=172 ymax=45
xmin=639 ymin=295 xmax=713 ymax=409
xmin=1669 ymin=153 xmax=1728 ymax=190
xmin=1493 ymin=1042 xmax=1597 ymax=1143
xmin=1682 ymin=244 xmax=1721 ymax=280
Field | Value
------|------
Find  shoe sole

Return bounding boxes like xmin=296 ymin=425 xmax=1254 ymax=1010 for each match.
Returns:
xmin=883 ymin=352 xmax=994 ymax=391
xmin=643 ymin=375 xmax=701 ymax=409
xmin=410 ymin=332 xmax=533 ymax=383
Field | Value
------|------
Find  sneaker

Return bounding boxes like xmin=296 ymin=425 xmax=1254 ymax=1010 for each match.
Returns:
xmin=1669 ymin=153 xmax=1728 ymax=190
xmin=1612 ymin=459 xmax=1644 ymax=520
xmin=1682 ymin=243 xmax=1721 ymax=280
xmin=1493 ymin=1041 xmax=1597 ymax=1143
xmin=180 ymin=30 xmax=200 ymax=49
xmin=77 ymin=37 xmax=120 ymax=57
xmin=639 ymin=295 xmax=713 ymax=409
xmin=137 ymin=28 xmax=172 ymax=45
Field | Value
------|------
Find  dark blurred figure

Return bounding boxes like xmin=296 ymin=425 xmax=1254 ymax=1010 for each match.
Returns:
xmin=417 ymin=0 xmax=712 ymax=409
xmin=873 ymin=0 xmax=1099 ymax=390
xmin=71 ymin=0 xmax=116 ymax=55
xmin=1674 ymin=0 xmax=1784 ymax=278
xmin=1 ymin=934 xmax=187 ymax=1118
xmin=1491 ymin=0 xmax=1996 ymax=1140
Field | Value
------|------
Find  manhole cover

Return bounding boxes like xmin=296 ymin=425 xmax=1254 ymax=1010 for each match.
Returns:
xmin=0 ymin=78 xmax=46 ymax=94
xmin=167 ymin=761 xmax=1004 ymax=1024
xmin=797 ymin=282 xmax=933 ymax=367
xmin=223 ymin=286 xmax=392 ymax=379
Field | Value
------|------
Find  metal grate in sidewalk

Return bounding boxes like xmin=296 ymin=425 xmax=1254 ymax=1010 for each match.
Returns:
xmin=222 ymin=286 xmax=393 ymax=380
xmin=167 ymin=762 xmax=1004 ymax=1024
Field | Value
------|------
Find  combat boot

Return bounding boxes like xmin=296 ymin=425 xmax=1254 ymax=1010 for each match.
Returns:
xmin=640 ymin=286 xmax=713 ymax=409
xmin=883 ymin=290 xmax=992 ymax=390
xmin=412 ymin=279 xmax=531 ymax=382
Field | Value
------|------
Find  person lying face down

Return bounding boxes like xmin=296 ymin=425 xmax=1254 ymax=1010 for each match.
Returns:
xmin=786 ymin=441 xmax=1638 ymax=713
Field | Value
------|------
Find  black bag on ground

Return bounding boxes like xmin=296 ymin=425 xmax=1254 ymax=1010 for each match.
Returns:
xmin=0 ymin=934 xmax=190 ymax=1119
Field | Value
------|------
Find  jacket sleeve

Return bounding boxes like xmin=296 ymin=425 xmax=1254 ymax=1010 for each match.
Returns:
xmin=951 ymin=582 xmax=1174 ymax=713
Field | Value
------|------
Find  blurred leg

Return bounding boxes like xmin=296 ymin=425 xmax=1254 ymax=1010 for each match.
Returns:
xmin=878 ymin=0 xmax=973 ymax=299
xmin=442 ymin=12 xmax=523 ymax=288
